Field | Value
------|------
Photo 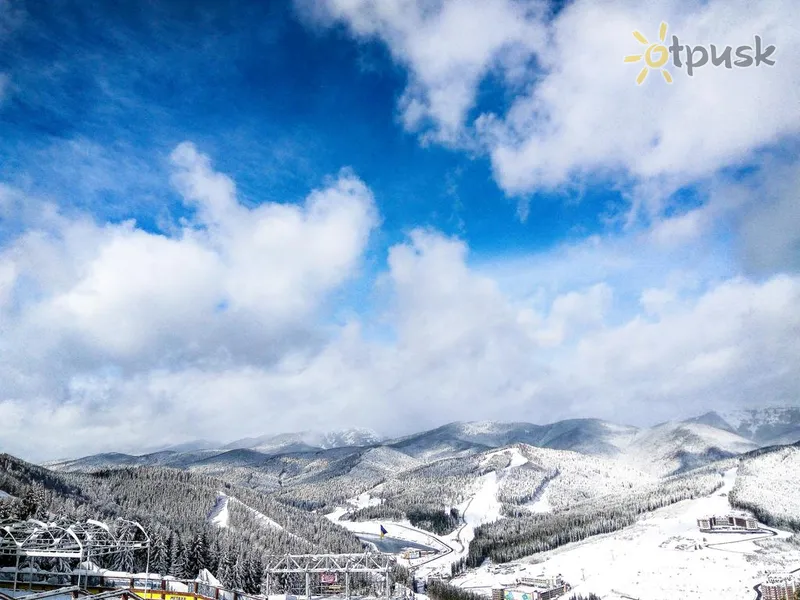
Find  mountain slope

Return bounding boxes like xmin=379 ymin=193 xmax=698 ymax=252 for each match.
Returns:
xmin=719 ymin=406 xmax=800 ymax=446
xmin=224 ymin=428 xmax=383 ymax=453
xmin=621 ymin=421 xmax=758 ymax=475
xmin=386 ymin=418 xmax=638 ymax=460
xmin=729 ymin=444 xmax=800 ymax=530
xmin=0 ymin=453 xmax=364 ymax=556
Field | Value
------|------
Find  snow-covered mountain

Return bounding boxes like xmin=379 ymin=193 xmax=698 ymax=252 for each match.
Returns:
xmin=224 ymin=427 xmax=383 ymax=453
xmin=718 ymin=406 xmax=800 ymax=446
xmin=620 ymin=420 xmax=758 ymax=476
xmin=387 ymin=418 xmax=638 ymax=460
xmin=44 ymin=408 xmax=799 ymax=487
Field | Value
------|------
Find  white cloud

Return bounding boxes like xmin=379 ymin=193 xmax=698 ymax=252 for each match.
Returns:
xmin=485 ymin=0 xmax=800 ymax=193
xmin=1 ymin=158 xmax=799 ymax=460
xmin=304 ymin=0 xmax=800 ymax=221
xmin=299 ymin=0 xmax=547 ymax=144
xmin=0 ymin=143 xmax=378 ymax=399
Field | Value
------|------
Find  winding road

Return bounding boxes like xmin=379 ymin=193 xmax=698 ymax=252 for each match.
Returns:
xmin=703 ymin=526 xmax=799 ymax=600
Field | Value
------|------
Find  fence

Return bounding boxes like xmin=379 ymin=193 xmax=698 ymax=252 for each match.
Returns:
xmin=0 ymin=570 xmax=260 ymax=600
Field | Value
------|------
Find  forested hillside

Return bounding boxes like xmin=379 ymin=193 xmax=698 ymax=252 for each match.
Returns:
xmin=466 ymin=466 xmax=725 ymax=565
xmin=729 ymin=445 xmax=800 ymax=531
xmin=0 ymin=454 xmax=363 ymax=593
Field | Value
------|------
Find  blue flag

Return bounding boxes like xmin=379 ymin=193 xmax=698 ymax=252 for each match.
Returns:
xmin=380 ymin=524 xmax=387 ymax=538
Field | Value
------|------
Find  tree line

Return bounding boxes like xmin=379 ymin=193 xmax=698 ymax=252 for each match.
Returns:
xmin=467 ymin=469 xmax=724 ymax=565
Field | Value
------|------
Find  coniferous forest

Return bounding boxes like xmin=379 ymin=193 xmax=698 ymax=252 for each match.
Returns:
xmin=0 ymin=454 xmax=363 ymax=593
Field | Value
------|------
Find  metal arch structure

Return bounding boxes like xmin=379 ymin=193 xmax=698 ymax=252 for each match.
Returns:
xmin=0 ymin=518 xmax=151 ymax=592
xmin=262 ymin=553 xmax=397 ymax=600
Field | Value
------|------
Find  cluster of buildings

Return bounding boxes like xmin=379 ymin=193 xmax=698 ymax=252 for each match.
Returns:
xmin=760 ymin=573 xmax=799 ymax=600
xmin=696 ymin=513 xmax=760 ymax=533
xmin=491 ymin=574 xmax=570 ymax=600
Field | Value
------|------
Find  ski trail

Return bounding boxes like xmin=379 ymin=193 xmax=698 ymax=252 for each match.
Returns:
xmin=207 ymin=494 xmax=230 ymax=528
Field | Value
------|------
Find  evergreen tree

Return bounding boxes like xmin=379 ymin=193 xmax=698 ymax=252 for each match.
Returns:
xmin=169 ymin=534 xmax=185 ymax=578
xmin=20 ymin=485 xmax=46 ymax=520
xmin=216 ymin=547 xmax=233 ymax=588
xmin=151 ymin=532 xmax=170 ymax=575
xmin=185 ymin=531 xmax=210 ymax=579
xmin=114 ymin=546 xmax=135 ymax=574
xmin=207 ymin=539 xmax=220 ymax=575
xmin=231 ymin=552 xmax=245 ymax=591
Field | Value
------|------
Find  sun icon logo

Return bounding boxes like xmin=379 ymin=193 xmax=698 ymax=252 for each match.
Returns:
xmin=624 ymin=22 xmax=673 ymax=85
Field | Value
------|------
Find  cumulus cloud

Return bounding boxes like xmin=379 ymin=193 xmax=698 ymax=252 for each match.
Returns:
xmin=304 ymin=0 xmax=800 ymax=221
xmin=1 ymin=151 xmax=798 ymax=461
xmin=0 ymin=144 xmax=378 ymax=445
xmin=298 ymin=0 xmax=548 ymax=144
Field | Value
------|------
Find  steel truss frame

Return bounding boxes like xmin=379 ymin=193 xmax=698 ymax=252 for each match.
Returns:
xmin=262 ymin=553 xmax=397 ymax=600
xmin=0 ymin=519 xmax=150 ymax=593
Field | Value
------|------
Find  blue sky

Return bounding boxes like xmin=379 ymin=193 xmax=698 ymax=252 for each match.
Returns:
xmin=0 ymin=0 xmax=623 ymax=257
xmin=0 ymin=0 xmax=798 ymax=460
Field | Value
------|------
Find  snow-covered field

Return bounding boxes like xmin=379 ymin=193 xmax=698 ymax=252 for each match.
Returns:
xmin=347 ymin=492 xmax=383 ymax=509
xmin=451 ymin=468 xmax=800 ymax=600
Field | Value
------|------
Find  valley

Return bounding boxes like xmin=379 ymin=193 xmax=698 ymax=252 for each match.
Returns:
xmin=2 ymin=407 xmax=800 ymax=600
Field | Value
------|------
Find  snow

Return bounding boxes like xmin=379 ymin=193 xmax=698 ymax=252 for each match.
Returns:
xmin=462 ymin=472 xmax=502 ymax=528
xmin=328 ymin=514 xmax=446 ymax=551
xmin=347 ymin=492 xmax=383 ymax=509
xmin=482 ymin=447 xmax=528 ymax=469
xmin=719 ymin=406 xmax=799 ymax=434
xmin=196 ymin=568 xmax=222 ymax=586
xmin=733 ymin=446 xmax=800 ymax=523
xmin=208 ymin=492 xmax=283 ymax=531
xmin=526 ymin=484 xmax=551 ymax=514
xmin=621 ymin=422 xmax=757 ymax=475
xmin=514 ymin=445 xmax=656 ymax=511
xmin=460 ymin=422 xmax=504 ymax=436
xmin=450 ymin=468 xmax=800 ymax=600
xmin=0 ymin=490 xmax=12 ymax=499
xmin=208 ymin=494 xmax=230 ymax=528
xmin=229 ymin=495 xmax=283 ymax=530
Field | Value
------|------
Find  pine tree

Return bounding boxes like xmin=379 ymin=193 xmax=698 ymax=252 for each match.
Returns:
xmin=246 ymin=556 xmax=263 ymax=594
xmin=169 ymin=534 xmax=185 ymax=578
xmin=231 ymin=552 xmax=245 ymax=591
xmin=216 ymin=547 xmax=233 ymax=588
xmin=114 ymin=547 xmax=135 ymax=574
xmin=21 ymin=486 xmax=45 ymax=520
xmin=207 ymin=540 xmax=220 ymax=575
xmin=152 ymin=532 xmax=170 ymax=575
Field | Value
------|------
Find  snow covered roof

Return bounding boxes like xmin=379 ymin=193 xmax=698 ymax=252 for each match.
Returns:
xmin=196 ymin=568 xmax=222 ymax=587
xmin=765 ymin=573 xmax=799 ymax=584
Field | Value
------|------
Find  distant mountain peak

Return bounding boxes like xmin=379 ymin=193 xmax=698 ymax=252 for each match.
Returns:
xmin=682 ymin=411 xmax=737 ymax=434
xmin=224 ymin=427 xmax=384 ymax=454
xmin=717 ymin=405 xmax=800 ymax=446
